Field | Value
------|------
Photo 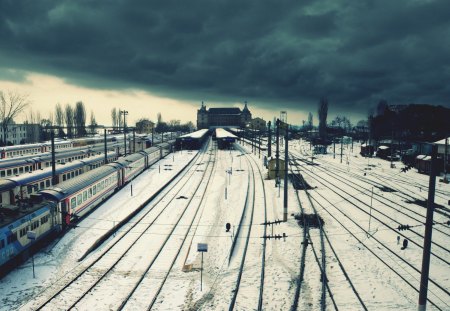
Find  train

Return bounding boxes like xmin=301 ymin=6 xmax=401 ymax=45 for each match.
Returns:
xmin=0 ymin=140 xmax=73 ymax=159
xmin=0 ymin=140 xmax=174 ymax=276
xmin=215 ymin=128 xmax=238 ymax=149
xmin=0 ymin=152 xmax=119 ymax=207
xmin=0 ymin=133 xmax=140 ymax=160
xmin=175 ymin=129 xmax=210 ymax=150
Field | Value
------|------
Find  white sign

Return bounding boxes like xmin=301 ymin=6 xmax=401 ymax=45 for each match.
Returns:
xmin=197 ymin=243 xmax=208 ymax=252
xmin=27 ymin=231 xmax=37 ymax=240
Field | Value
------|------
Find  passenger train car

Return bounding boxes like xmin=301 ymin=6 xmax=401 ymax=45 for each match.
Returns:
xmin=0 ymin=200 xmax=59 ymax=276
xmin=0 ymin=140 xmax=74 ymax=159
xmin=0 ymin=152 xmax=118 ymax=207
xmin=40 ymin=141 xmax=173 ymax=223
xmin=0 ymin=141 xmax=174 ymax=276
xmin=175 ymin=129 xmax=209 ymax=150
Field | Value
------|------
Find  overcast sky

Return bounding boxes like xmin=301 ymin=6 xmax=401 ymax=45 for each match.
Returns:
xmin=1 ymin=0 xmax=449 ymax=126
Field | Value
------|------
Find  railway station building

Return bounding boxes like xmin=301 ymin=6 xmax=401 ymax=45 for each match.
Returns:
xmin=197 ymin=102 xmax=252 ymax=129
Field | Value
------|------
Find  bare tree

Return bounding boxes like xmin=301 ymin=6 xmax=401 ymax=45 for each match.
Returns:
xmin=307 ymin=112 xmax=313 ymax=131
xmin=157 ymin=112 xmax=162 ymax=125
xmin=65 ymin=104 xmax=74 ymax=138
xmin=318 ymin=97 xmax=328 ymax=140
xmin=0 ymin=91 xmax=31 ymax=145
xmin=111 ymin=108 xmax=118 ymax=130
xmin=89 ymin=110 xmax=97 ymax=135
xmin=74 ymin=101 xmax=86 ymax=137
xmin=55 ymin=103 xmax=65 ymax=137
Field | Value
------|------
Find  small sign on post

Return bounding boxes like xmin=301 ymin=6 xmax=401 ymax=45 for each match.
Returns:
xmin=197 ymin=243 xmax=208 ymax=291
xmin=27 ymin=231 xmax=36 ymax=278
xmin=27 ymin=231 xmax=36 ymax=240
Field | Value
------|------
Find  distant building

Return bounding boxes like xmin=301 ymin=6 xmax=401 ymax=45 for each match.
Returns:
xmin=249 ymin=117 xmax=267 ymax=131
xmin=0 ymin=123 xmax=40 ymax=145
xmin=135 ymin=119 xmax=155 ymax=134
xmin=197 ymin=102 xmax=252 ymax=129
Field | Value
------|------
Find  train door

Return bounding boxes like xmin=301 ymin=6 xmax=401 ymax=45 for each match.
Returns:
xmin=9 ymin=189 xmax=15 ymax=205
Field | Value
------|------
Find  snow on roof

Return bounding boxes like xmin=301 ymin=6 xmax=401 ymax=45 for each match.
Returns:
xmin=416 ymin=155 xmax=432 ymax=161
xmin=433 ymin=136 xmax=450 ymax=145
xmin=179 ymin=129 xmax=209 ymax=139
xmin=215 ymin=128 xmax=237 ymax=139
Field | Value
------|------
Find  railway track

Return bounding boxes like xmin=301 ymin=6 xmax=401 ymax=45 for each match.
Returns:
xmin=31 ymin=141 xmax=215 ymax=310
xmin=289 ymin=151 xmax=449 ymax=310
xmin=290 ymin=151 xmax=450 ymax=263
xmin=229 ymin=145 xmax=268 ymax=310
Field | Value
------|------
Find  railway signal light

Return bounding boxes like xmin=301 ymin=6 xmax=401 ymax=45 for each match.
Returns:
xmin=398 ymin=224 xmax=411 ymax=231
xmin=401 ymin=165 xmax=414 ymax=173
xmin=226 ymin=223 xmax=231 ymax=232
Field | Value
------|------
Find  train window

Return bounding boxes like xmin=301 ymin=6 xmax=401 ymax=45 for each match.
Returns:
xmin=79 ymin=169 xmax=82 ymax=174
xmin=71 ymin=172 xmax=75 ymax=178
xmin=32 ymin=220 xmax=39 ymax=230
xmin=7 ymin=232 xmax=17 ymax=244
xmin=83 ymin=191 xmax=87 ymax=201
xmin=27 ymin=185 xmax=33 ymax=194
xmin=101 ymin=181 xmax=105 ymax=189
xmin=71 ymin=197 xmax=76 ymax=209
xmin=0 ymin=171 xmax=4 ymax=177
xmin=0 ymin=239 xmax=4 ymax=249
xmin=93 ymin=185 xmax=97 ymax=195
xmin=63 ymin=175 xmax=66 ymax=181
xmin=41 ymin=215 xmax=48 ymax=225
xmin=88 ymin=188 xmax=92 ymax=198
xmin=40 ymin=181 xmax=44 ymax=189
xmin=25 ymin=166 xmax=29 ymax=172
xmin=13 ymin=168 xmax=18 ymax=175
xmin=77 ymin=194 xmax=82 ymax=205
xmin=75 ymin=171 xmax=79 ymax=176
xmin=19 ymin=167 xmax=24 ymax=173
xmin=46 ymin=180 xmax=50 ymax=187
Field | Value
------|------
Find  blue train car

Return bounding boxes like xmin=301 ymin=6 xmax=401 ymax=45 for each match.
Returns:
xmin=175 ymin=129 xmax=209 ymax=150
xmin=215 ymin=128 xmax=237 ymax=149
xmin=0 ymin=200 xmax=59 ymax=276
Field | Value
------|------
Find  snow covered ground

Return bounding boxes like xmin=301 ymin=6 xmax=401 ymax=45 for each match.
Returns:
xmin=0 ymin=139 xmax=449 ymax=310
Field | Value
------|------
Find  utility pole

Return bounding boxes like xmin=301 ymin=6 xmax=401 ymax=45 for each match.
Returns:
xmin=418 ymin=145 xmax=438 ymax=311
xmin=104 ymin=128 xmax=108 ymax=164
xmin=390 ymin=129 xmax=394 ymax=168
xmin=268 ymin=121 xmax=272 ymax=158
xmin=133 ymin=129 xmax=136 ymax=153
xmin=151 ymin=126 xmax=154 ymax=147
xmin=121 ymin=110 xmax=128 ymax=156
xmin=340 ymin=136 xmax=343 ymax=164
xmin=445 ymin=135 xmax=448 ymax=182
xmin=283 ymin=123 xmax=289 ymax=222
xmin=51 ymin=131 xmax=56 ymax=185
xmin=258 ymin=129 xmax=261 ymax=158
xmin=275 ymin=119 xmax=280 ymax=185
xmin=333 ymin=140 xmax=335 ymax=159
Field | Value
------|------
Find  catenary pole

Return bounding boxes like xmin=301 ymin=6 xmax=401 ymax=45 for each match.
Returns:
xmin=275 ymin=119 xmax=280 ymax=185
xmin=418 ymin=144 xmax=437 ymax=311
xmin=268 ymin=121 xmax=272 ymax=158
xmin=283 ymin=124 xmax=289 ymax=221
xmin=51 ymin=131 xmax=56 ymax=185
xmin=104 ymin=128 xmax=108 ymax=164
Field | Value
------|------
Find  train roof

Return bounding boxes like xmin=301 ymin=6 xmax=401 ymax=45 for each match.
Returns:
xmin=0 ymin=179 xmax=16 ymax=192
xmin=39 ymin=164 xmax=119 ymax=201
xmin=0 ymin=157 xmax=39 ymax=169
xmin=5 ymin=153 xmax=117 ymax=186
xmin=114 ymin=152 xmax=145 ymax=168
xmin=215 ymin=128 xmax=238 ymax=139
xmin=0 ymin=201 xmax=56 ymax=228
xmin=178 ymin=129 xmax=209 ymax=139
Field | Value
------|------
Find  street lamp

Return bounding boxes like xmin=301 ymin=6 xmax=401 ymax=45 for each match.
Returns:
xmin=120 ymin=110 xmax=129 ymax=156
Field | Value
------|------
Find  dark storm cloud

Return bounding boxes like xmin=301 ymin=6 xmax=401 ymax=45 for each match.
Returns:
xmin=0 ymin=0 xmax=449 ymax=115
